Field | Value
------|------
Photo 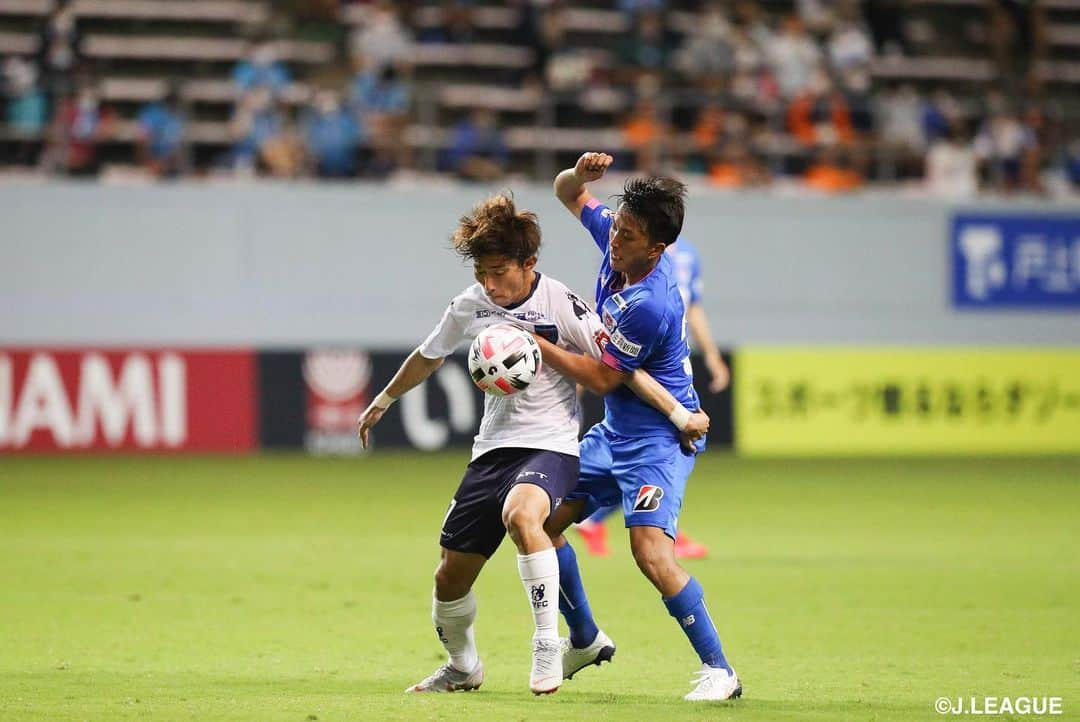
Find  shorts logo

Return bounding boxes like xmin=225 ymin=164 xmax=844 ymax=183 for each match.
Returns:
xmin=516 ymin=470 xmax=549 ymax=482
xmin=610 ymin=329 xmax=642 ymax=358
xmin=633 ymin=485 xmax=664 ymax=513
xmin=531 ymin=583 xmax=549 ymax=608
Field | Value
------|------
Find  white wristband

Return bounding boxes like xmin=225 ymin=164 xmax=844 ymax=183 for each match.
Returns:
xmin=372 ymin=390 xmax=397 ymax=410
xmin=668 ymin=404 xmax=692 ymax=431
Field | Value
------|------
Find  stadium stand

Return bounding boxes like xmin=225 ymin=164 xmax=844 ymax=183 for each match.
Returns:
xmin=0 ymin=0 xmax=1077 ymax=194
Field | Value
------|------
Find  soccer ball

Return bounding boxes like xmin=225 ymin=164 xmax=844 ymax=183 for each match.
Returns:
xmin=468 ymin=324 xmax=542 ymax=396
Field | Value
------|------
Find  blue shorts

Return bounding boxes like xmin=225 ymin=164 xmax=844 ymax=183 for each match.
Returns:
xmin=567 ymin=422 xmax=695 ymax=540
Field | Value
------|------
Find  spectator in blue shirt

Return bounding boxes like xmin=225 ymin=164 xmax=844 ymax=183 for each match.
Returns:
xmin=232 ymin=41 xmax=291 ymax=98
xmin=230 ymin=87 xmax=285 ymax=173
xmin=442 ymin=108 xmax=509 ymax=182
xmin=136 ymin=85 xmax=185 ymax=178
xmin=349 ymin=61 xmax=411 ymax=176
xmin=303 ymin=89 xmax=365 ymax=178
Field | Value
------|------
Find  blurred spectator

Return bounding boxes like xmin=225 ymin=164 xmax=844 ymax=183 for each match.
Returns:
xmin=875 ymin=83 xmax=925 ymax=178
xmin=135 ymin=85 xmax=185 ymax=178
xmin=36 ymin=0 xmax=82 ymax=100
xmin=622 ymin=95 xmax=670 ymax=174
xmin=349 ymin=62 xmax=411 ymax=176
xmin=616 ymin=10 xmax=674 ymax=83
xmin=921 ymin=89 xmax=961 ymax=146
xmin=797 ymin=0 xmax=838 ymax=37
xmin=766 ymin=15 xmax=823 ymax=99
xmin=303 ymin=89 xmax=364 ymax=178
xmin=46 ymin=81 xmax=115 ymax=177
xmin=678 ymin=2 xmax=735 ymax=80
xmin=707 ymin=140 xmax=770 ymax=188
xmin=2 ymin=58 xmax=48 ymax=166
xmin=349 ymin=0 xmax=414 ymax=73
xmin=229 ymin=87 xmax=300 ymax=177
xmin=974 ymin=99 xmax=1041 ymax=193
xmin=442 ymin=108 xmax=508 ymax=182
xmin=788 ymin=72 xmax=854 ymax=147
xmin=827 ymin=11 xmax=873 ymax=79
xmin=418 ymin=2 xmax=475 ymax=45
xmin=804 ymin=147 xmax=862 ymax=192
xmin=232 ymin=41 xmax=292 ymax=98
xmin=733 ymin=0 xmax=774 ymax=48
xmin=925 ymin=120 xmax=978 ymax=198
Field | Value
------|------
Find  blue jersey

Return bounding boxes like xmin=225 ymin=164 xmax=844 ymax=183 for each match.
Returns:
xmin=579 ymin=199 xmax=701 ymax=441
xmin=665 ymin=237 xmax=703 ymax=308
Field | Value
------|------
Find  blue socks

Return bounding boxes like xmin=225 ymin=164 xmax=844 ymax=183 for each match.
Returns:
xmin=663 ymin=576 xmax=731 ymax=671
xmin=556 ymin=543 xmax=599 ymax=649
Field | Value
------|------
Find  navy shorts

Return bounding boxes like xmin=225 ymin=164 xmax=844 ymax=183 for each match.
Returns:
xmin=440 ymin=447 xmax=579 ymax=559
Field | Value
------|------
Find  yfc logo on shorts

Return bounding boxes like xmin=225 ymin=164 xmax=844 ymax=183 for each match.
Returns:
xmin=633 ymin=485 xmax=664 ymax=513
xmin=530 ymin=583 xmax=548 ymax=608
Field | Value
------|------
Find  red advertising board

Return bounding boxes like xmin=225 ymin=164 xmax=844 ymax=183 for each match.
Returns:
xmin=0 ymin=349 xmax=256 ymax=453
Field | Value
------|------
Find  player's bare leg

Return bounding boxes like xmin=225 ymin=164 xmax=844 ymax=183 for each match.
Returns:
xmin=628 ymin=526 xmax=741 ymax=701
xmin=543 ymin=500 xmax=617 ymax=680
xmin=406 ymin=548 xmax=487 ymax=693
xmin=503 ymin=483 xmax=561 ymax=694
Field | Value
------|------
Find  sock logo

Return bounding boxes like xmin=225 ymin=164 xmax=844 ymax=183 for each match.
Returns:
xmin=435 ymin=625 xmax=449 ymax=644
xmin=530 ymin=583 xmax=549 ymax=608
xmin=633 ymin=485 xmax=664 ymax=513
xmin=681 ymin=614 xmax=696 ymax=627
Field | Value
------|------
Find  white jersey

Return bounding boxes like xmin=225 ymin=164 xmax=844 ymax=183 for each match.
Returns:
xmin=418 ymin=273 xmax=607 ymax=461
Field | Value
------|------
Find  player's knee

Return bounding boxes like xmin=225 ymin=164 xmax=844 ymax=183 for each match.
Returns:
xmin=630 ymin=535 xmax=676 ymax=583
xmin=503 ymin=502 xmax=544 ymax=539
xmin=433 ymin=562 xmax=468 ymax=599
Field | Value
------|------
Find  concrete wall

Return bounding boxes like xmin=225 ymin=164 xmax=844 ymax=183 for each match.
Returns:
xmin=2 ymin=181 xmax=1078 ymax=347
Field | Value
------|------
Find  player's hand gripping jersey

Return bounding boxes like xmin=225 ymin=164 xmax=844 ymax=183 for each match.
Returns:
xmin=580 ymin=199 xmax=703 ymax=444
xmin=419 ymin=273 xmax=606 ymax=460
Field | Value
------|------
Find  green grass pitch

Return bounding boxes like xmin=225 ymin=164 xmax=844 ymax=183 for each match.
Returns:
xmin=1 ymin=452 xmax=1077 ymax=721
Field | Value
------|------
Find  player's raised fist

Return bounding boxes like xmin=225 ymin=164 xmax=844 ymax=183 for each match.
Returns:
xmin=574 ymin=152 xmax=613 ymax=183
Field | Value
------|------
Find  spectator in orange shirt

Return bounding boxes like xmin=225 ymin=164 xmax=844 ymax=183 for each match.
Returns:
xmin=788 ymin=72 xmax=854 ymax=147
xmin=621 ymin=95 xmax=669 ymax=173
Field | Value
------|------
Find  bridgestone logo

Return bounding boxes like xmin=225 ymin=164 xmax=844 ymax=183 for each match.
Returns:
xmin=610 ymin=330 xmax=641 ymax=358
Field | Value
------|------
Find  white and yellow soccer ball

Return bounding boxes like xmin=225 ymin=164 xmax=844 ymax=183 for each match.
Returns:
xmin=468 ymin=323 xmax=542 ymax=396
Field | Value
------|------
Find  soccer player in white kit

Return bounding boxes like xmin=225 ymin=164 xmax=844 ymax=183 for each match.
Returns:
xmin=356 ymin=194 xmax=707 ymax=696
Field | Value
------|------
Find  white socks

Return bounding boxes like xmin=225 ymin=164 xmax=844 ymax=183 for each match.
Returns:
xmin=517 ymin=548 xmax=560 ymax=641
xmin=432 ymin=590 xmax=479 ymax=673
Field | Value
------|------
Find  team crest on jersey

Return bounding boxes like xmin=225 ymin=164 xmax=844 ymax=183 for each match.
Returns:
xmin=601 ymin=310 xmax=616 ymax=331
xmin=633 ymin=485 xmax=664 ymax=513
xmin=566 ymin=291 xmax=590 ymax=320
xmin=610 ymin=329 xmax=641 ymax=357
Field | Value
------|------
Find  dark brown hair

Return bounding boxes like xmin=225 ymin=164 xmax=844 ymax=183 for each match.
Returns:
xmin=452 ymin=194 xmax=541 ymax=265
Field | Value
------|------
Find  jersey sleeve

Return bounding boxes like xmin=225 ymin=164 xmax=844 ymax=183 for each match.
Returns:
xmin=601 ymin=296 xmax=663 ymax=373
xmin=417 ymin=296 xmax=470 ymax=359
xmin=579 ymin=198 xmax=613 ymax=253
xmin=552 ymin=287 xmax=608 ymax=360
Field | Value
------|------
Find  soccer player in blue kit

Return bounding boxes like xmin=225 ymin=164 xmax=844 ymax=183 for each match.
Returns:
xmin=576 ymin=233 xmax=729 ymax=559
xmin=533 ymin=152 xmax=742 ymax=701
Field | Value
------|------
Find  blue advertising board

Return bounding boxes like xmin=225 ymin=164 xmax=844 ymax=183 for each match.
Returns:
xmin=951 ymin=213 xmax=1080 ymax=309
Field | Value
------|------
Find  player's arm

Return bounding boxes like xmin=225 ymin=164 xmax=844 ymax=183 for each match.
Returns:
xmin=686 ymin=303 xmax=730 ymax=393
xmin=624 ymin=369 xmax=709 ymax=441
xmin=553 ymin=151 xmax=614 ymax=219
xmin=357 ymin=349 xmax=444 ymax=449
xmin=533 ymin=335 xmax=708 ymax=441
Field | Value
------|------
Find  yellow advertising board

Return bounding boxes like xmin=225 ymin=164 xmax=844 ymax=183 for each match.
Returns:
xmin=735 ymin=348 xmax=1080 ymax=456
